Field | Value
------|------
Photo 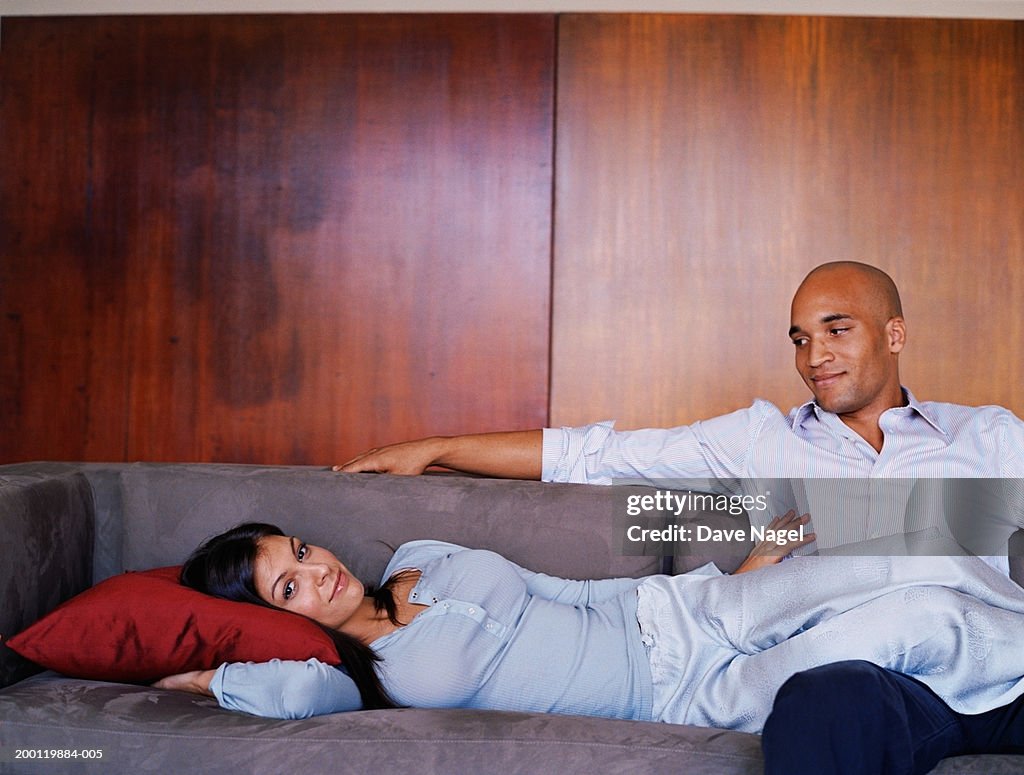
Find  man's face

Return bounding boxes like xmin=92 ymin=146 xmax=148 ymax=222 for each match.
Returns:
xmin=789 ymin=271 xmax=905 ymax=417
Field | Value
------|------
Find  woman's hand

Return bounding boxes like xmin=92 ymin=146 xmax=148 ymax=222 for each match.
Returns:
xmin=152 ymin=669 xmax=216 ymax=697
xmin=732 ymin=510 xmax=815 ymax=575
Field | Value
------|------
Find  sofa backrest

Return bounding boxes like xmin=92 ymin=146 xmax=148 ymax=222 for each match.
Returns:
xmin=0 ymin=461 xmax=753 ymax=586
xmin=112 ymin=464 xmax=668 ymax=587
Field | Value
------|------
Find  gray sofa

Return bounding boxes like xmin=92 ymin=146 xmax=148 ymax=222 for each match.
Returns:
xmin=1 ymin=462 xmax=1022 ymax=775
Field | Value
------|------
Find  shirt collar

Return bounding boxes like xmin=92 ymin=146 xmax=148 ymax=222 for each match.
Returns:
xmin=790 ymin=387 xmax=948 ymax=436
xmin=899 ymin=388 xmax=947 ymax=435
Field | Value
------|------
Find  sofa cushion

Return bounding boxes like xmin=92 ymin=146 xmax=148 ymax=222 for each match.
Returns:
xmin=0 ymin=671 xmax=765 ymax=775
xmin=6 ymin=566 xmax=340 ymax=684
xmin=0 ymin=473 xmax=93 ymax=689
xmin=2 ymin=672 xmax=1018 ymax=775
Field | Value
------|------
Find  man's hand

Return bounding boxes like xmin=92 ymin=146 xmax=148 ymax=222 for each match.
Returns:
xmin=334 ymin=437 xmax=445 ymax=475
xmin=733 ymin=510 xmax=815 ymax=575
xmin=153 ymin=669 xmax=216 ymax=697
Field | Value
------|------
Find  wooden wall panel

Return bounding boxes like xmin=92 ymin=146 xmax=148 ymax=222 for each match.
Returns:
xmin=0 ymin=15 xmax=555 ymax=464
xmin=4 ymin=14 xmax=1022 ymax=464
xmin=553 ymin=15 xmax=1024 ymax=429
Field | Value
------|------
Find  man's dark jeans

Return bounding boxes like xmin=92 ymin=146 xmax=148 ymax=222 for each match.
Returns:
xmin=762 ymin=660 xmax=1024 ymax=775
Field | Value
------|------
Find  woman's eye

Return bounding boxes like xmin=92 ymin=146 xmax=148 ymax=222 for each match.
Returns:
xmin=283 ymin=580 xmax=295 ymax=600
xmin=829 ymin=328 xmax=849 ymax=336
xmin=792 ymin=338 xmax=807 ymax=347
xmin=297 ymin=543 xmax=308 ymax=561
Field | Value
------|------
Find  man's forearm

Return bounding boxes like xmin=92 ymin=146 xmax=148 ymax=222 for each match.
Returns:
xmin=433 ymin=430 xmax=543 ymax=479
xmin=336 ymin=429 xmax=543 ymax=479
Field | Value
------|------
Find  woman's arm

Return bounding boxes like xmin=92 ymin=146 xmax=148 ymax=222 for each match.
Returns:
xmin=732 ymin=510 xmax=815 ymax=575
xmin=514 ymin=566 xmax=646 ymax=605
xmin=155 ymin=659 xmax=362 ymax=719
xmin=390 ymin=539 xmax=644 ymax=606
xmin=334 ymin=430 xmax=543 ymax=479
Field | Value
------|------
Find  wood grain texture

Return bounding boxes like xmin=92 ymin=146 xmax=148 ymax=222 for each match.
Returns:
xmin=3 ymin=13 xmax=1022 ymax=464
xmin=552 ymin=14 xmax=1024 ymax=429
xmin=0 ymin=15 xmax=555 ymax=463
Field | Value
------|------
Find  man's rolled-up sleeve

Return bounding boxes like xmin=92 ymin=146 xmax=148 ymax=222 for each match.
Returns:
xmin=542 ymin=421 xmax=616 ymax=483
xmin=541 ymin=404 xmax=768 ymax=486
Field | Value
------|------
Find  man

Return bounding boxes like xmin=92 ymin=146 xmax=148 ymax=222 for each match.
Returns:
xmin=339 ymin=261 xmax=1024 ymax=774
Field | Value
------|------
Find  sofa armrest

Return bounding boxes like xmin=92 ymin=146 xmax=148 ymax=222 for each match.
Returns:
xmin=0 ymin=472 xmax=94 ymax=688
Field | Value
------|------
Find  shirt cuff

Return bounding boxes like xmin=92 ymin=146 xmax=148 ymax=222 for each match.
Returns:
xmin=208 ymin=662 xmax=231 ymax=707
xmin=541 ymin=421 xmax=615 ymax=484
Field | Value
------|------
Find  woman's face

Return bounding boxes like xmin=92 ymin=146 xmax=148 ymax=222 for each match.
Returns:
xmin=253 ymin=535 xmax=365 ymax=631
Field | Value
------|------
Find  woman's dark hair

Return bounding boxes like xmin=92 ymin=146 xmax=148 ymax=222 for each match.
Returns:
xmin=180 ymin=522 xmax=398 ymax=710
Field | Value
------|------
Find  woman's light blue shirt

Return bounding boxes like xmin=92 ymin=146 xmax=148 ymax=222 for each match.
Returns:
xmin=211 ymin=540 xmax=666 ymax=720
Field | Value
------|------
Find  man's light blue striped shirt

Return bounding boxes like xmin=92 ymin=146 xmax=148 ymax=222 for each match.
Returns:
xmin=542 ymin=388 xmax=1024 ymax=564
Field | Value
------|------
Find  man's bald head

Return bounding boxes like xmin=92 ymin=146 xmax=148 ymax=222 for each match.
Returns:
xmin=794 ymin=262 xmax=903 ymax=322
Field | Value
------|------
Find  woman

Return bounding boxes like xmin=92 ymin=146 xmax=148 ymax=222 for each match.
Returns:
xmin=156 ymin=512 xmax=1024 ymax=734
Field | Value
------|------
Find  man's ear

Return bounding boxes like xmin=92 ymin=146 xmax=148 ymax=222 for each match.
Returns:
xmin=886 ymin=317 xmax=906 ymax=353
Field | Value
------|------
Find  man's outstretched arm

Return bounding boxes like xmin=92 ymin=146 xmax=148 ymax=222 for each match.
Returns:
xmin=334 ymin=430 xmax=543 ymax=479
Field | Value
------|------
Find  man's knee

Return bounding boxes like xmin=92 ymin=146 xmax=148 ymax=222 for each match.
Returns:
xmin=763 ymin=662 xmax=893 ymax=775
xmin=764 ymin=660 xmax=965 ymax=775
xmin=769 ymin=660 xmax=883 ymax=728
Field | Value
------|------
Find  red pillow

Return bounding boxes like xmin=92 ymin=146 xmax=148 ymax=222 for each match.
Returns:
xmin=5 ymin=566 xmax=341 ymax=683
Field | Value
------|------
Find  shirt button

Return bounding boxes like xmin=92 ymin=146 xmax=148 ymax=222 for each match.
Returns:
xmin=468 ymin=607 xmax=476 ymax=615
